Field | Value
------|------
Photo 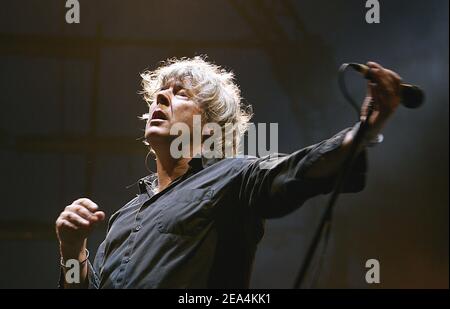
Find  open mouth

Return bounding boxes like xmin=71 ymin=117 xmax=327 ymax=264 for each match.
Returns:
xmin=151 ymin=109 xmax=168 ymax=121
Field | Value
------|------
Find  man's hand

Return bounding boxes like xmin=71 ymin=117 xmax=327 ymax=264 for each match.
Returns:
xmin=306 ymin=61 xmax=402 ymax=179
xmin=361 ymin=61 xmax=402 ymax=139
xmin=55 ymin=198 xmax=105 ymax=288
xmin=56 ymin=198 xmax=105 ymax=257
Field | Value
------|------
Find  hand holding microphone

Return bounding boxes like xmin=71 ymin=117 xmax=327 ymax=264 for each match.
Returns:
xmin=349 ymin=62 xmax=425 ymax=109
xmin=345 ymin=61 xmax=423 ymax=141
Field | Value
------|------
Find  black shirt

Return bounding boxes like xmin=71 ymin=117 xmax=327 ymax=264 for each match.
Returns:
xmin=61 ymin=126 xmax=367 ymax=288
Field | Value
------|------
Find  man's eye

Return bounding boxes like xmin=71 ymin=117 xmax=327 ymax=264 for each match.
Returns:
xmin=176 ymin=91 xmax=188 ymax=97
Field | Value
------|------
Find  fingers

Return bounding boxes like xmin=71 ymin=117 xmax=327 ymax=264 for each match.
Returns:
xmin=369 ymin=68 xmax=392 ymax=92
xmin=384 ymin=69 xmax=402 ymax=95
xmin=371 ymin=83 xmax=388 ymax=111
xmin=385 ymin=68 xmax=402 ymax=82
xmin=360 ymin=94 xmax=373 ymax=122
xmin=59 ymin=198 xmax=106 ymax=229
xmin=60 ymin=211 xmax=90 ymax=228
xmin=365 ymin=62 xmax=402 ymax=114
xmin=366 ymin=61 xmax=402 ymax=94
xmin=94 ymin=211 xmax=106 ymax=221
xmin=367 ymin=61 xmax=401 ymax=79
xmin=56 ymin=217 xmax=79 ymax=231
xmin=71 ymin=198 xmax=105 ymax=221
xmin=65 ymin=204 xmax=96 ymax=222
xmin=72 ymin=198 xmax=99 ymax=213
xmin=367 ymin=61 xmax=381 ymax=69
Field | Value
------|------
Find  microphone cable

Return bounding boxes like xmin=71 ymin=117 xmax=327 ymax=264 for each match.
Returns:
xmin=293 ymin=63 xmax=373 ymax=288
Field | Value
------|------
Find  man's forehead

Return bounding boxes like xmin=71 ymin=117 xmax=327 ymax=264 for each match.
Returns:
xmin=162 ymin=75 xmax=194 ymax=88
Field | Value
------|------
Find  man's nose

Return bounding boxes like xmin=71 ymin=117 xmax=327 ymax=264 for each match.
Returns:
xmin=156 ymin=91 xmax=170 ymax=107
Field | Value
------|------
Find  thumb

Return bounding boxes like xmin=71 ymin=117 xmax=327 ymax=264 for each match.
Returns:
xmin=94 ymin=211 xmax=106 ymax=222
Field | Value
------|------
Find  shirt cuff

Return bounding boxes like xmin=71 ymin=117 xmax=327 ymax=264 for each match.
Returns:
xmin=349 ymin=121 xmax=384 ymax=148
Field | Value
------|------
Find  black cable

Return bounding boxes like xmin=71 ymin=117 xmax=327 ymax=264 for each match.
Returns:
xmin=338 ymin=63 xmax=363 ymax=117
xmin=311 ymin=63 xmax=367 ymax=287
xmin=293 ymin=63 xmax=373 ymax=289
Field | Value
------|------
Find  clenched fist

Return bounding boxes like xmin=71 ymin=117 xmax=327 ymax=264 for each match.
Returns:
xmin=56 ymin=198 xmax=105 ymax=248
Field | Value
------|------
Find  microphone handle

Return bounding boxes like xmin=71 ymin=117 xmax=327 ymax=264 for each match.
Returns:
xmin=348 ymin=63 xmax=424 ymax=108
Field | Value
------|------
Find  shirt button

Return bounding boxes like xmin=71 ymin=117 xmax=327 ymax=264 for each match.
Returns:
xmin=138 ymin=180 xmax=146 ymax=193
xmin=135 ymin=225 xmax=142 ymax=232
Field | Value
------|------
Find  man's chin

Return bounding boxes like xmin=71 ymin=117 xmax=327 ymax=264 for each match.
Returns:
xmin=144 ymin=128 xmax=171 ymax=142
xmin=145 ymin=127 xmax=170 ymax=138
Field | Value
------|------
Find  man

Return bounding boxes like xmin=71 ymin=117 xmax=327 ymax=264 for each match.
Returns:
xmin=56 ymin=57 xmax=401 ymax=288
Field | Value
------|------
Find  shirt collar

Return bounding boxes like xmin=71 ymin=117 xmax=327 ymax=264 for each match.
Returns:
xmin=188 ymin=155 xmax=223 ymax=171
xmin=137 ymin=155 xmax=223 ymax=194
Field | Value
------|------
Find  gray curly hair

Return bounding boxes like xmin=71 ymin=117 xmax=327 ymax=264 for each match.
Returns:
xmin=140 ymin=56 xmax=253 ymax=156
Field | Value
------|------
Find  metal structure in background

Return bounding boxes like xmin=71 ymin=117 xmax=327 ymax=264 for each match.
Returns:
xmin=228 ymin=0 xmax=337 ymax=134
xmin=0 ymin=0 xmax=335 ymax=241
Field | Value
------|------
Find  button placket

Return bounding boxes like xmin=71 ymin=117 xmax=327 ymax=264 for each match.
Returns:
xmin=119 ymin=209 xmax=144 ymax=287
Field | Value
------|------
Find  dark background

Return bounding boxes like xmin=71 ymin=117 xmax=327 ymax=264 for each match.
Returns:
xmin=0 ymin=0 xmax=448 ymax=288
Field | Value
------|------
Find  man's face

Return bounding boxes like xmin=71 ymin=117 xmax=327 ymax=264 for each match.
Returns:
xmin=144 ymin=79 xmax=203 ymax=148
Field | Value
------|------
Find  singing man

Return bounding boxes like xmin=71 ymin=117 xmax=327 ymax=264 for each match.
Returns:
xmin=56 ymin=57 xmax=401 ymax=288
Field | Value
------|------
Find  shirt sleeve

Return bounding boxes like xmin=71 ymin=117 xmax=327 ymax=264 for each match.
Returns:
xmin=87 ymin=243 xmax=105 ymax=289
xmin=237 ymin=125 xmax=368 ymax=219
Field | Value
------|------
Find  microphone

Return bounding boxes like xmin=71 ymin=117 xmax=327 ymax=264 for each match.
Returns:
xmin=348 ymin=63 xmax=425 ymax=109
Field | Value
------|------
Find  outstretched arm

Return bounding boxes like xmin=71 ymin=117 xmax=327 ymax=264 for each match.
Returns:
xmin=238 ymin=62 xmax=401 ymax=218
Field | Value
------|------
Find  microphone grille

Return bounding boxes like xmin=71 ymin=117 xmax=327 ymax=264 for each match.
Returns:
xmin=401 ymin=84 xmax=425 ymax=109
